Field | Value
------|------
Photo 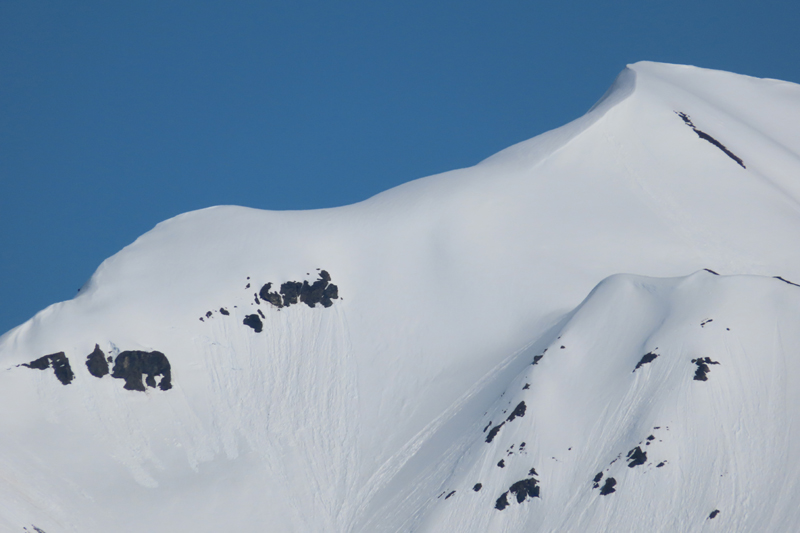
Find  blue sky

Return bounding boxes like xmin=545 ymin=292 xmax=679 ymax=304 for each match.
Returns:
xmin=2 ymin=0 xmax=799 ymax=335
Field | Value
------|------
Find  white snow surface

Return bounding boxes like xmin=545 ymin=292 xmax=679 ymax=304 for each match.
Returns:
xmin=2 ymin=61 xmax=800 ymax=532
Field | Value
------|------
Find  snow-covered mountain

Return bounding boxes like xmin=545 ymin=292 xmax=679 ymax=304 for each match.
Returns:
xmin=3 ymin=61 xmax=800 ymax=532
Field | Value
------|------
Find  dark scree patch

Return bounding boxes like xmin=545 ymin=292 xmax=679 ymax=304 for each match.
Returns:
xmin=473 ymin=483 xmax=482 ymax=492
xmin=709 ymin=509 xmax=720 ymax=519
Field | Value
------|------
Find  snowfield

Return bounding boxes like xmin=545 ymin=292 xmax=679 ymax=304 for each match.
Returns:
xmin=2 ymin=61 xmax=800 ymax=532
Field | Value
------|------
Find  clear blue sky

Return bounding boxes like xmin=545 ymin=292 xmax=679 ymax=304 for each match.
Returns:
xmin=2 ymin=0 xmax=799 ymax=335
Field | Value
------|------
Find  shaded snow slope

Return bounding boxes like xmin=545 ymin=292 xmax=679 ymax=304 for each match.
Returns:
xmin=2 ymin=62 xmax=800 ymax=532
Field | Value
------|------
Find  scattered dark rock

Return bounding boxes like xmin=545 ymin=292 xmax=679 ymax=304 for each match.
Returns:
xmin=520 ymin=442 xmax=526 ymax=450
xmin=701 ymin=319 xmax=713 ymax=327
xmin=254 ymin=294 xmax=260 ymax=305
xmin=111 ymin=351 xmax=171 ymax=391
xmin=522 ymin=383 xmax=530 ymax=390
xmin=483 ymin=421 xmax=492 ymax=432
xmin=445 ymin=491 xmax=456 ymax=500
xmin=647 ymin=435 xmax=655 ymax=441
xmin=257 ymin=309 xmax=265 ymax=319
xmin=509 ymin=477 xmax=540 ymax=503
xmin=626 ymin=446 xmax=647 ymax=468
xmin=506 ymin=401 xmax=526 ymax=422
xmin=528 ymin=467 xmax=537 ymax=476
xmin=486 ymin=422 xmax=505 ymax=443
xmin=709 ymin=509 xmax=720 ymax=519
xmin=692 ymin=357 xmax=720 ymax=381
xmin=219 ymin=308 xmax=229 ymax=315
xmin=599 ymin=477 xmax=617 ymax=495
xmin=497 ymin=459 xmax=505 ymax=468
xmin=676 ymin=111 xmax=746 ymax=168
xmin=22 ymin=352 xmax=74 ymax=385
xmin=656 ymin=461 xmax=666 ymax=468
xmin=243 ymin=314 xmax=263 ymax=333
xmin=86 ymin=344 xmax=109 ymax=378
xmin=205 ymin=311 xmax=212 ymax=318
xmin=633 ymin=352 xmax=659 ymax=372
xmin=532 ymin=355 xmax=543 ymax=365
xmin=593 ymin=472 xmax=603 ymax=486
xmin=495 ymin=491 xmax=510 ymax=510
xmin=473 ymin=483 xmax=482 ymax=492
xmin=560 ymin=346 xmax=565 ymax=349
xmin=704 ymin=268 xmax=719 ymax=275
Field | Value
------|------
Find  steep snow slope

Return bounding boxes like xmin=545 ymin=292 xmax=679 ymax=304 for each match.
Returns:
xmin=2 ymin=62 xmax=800 ymax=532
xmin=376 ymin=271 xmax=800 ymax=532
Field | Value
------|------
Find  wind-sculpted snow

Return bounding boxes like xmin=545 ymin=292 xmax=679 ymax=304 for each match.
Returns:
xmin=3 ymin=62 xmax=800 ymax=532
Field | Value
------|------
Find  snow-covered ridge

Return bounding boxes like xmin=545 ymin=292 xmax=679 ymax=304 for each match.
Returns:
xmin=2 ymin=62 xmax=800 ymax=532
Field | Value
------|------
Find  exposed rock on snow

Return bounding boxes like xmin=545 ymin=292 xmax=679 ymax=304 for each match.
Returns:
xmin=21 ymin=352 xmax=74 ymax=385
xmin=85 ymin=344 xmax=109 ymax=377
xmin=110 ymin=350 xmax=172 ymax=391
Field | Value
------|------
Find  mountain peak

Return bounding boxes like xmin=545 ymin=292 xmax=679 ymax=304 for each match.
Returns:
xmin=3 ymin=64 xmax=800 ymax=532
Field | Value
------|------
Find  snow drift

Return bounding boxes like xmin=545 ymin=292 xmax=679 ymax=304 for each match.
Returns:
xmin=2 ymin=61 xmax=800 ymax=532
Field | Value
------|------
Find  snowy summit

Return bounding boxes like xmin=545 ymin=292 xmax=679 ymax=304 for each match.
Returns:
xmin=3 ymin=62 xmax=800 ymax=532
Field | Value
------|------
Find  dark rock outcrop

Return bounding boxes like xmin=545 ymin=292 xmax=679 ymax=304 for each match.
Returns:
xmin=506 ymin=401 xmax=526 ymax=422
xmin=633 ymin=352 xmax=659 ymax=372
xmin=23 ymin=352 xmax=74 ymax=385
xmin=111 ymin=350 xmax=172 ymax=391
xmin=85 ymin=344 xmax=109 ymax=378
xmin=692 ymin=357 xmax=720 ymax=381
xmin=626 ymin=446 xmax=647 ymax=468
xmin=599 ymin=477 xmax=617 ymax=495
xmin=243 ymin=314 xmax=263 ymax=333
